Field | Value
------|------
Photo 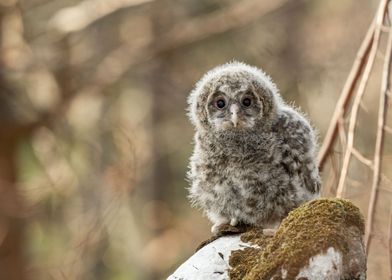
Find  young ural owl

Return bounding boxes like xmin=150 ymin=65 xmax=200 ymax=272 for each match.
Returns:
xmin=187 ymin=62 xmax=321 ymax=234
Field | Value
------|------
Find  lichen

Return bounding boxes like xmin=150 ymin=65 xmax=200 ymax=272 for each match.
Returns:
xmin=228 ymin=198 xmax=365 ymax=280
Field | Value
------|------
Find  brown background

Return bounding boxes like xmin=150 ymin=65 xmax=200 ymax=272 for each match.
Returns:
xmin=0 ymin=0 xmax=390 ymax=279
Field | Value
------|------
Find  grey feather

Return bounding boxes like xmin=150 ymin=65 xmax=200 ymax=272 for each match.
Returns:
xmin=187 ymin=62 xmax=321 ymax=233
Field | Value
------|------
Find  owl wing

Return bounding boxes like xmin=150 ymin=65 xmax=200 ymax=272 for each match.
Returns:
xmin=276 ymin=108 xmax=321 ymax=194
xmin=298 ymin=157 xmax=321 ymax=194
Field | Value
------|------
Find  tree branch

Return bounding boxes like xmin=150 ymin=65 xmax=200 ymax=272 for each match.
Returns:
xmin=365 ymin=10 xmax=392 ymax=251
xmin=335 ymin=0 xmax=388 ymax=198
xmin=317 ymin=20 xmax=376 ymax=169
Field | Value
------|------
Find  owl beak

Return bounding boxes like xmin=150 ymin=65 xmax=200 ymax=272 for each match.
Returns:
xmin=230 ymin=104 xmax=239 ymax=127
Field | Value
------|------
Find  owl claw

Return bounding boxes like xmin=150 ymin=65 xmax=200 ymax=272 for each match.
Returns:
xmin=211 ymin=218 xmax=239 ymax=234
xmin=211 ymin=223 xmax=221 ymax=234
xmin=230 ymin=218 xmax=238 ymax=227
xmin=211 ymin=216 xmax=230 ymax=234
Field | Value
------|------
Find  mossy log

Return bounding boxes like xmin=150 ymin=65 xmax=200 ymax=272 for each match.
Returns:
xmin=167 ymin=198 xmax=366 ymax=280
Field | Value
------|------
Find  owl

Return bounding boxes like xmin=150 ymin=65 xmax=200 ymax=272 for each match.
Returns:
xmin=187 ymin=62 xmax=321 ymax=234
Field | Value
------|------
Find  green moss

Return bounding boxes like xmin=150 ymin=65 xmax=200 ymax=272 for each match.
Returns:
xmin=229 ymin=198 xmax=365 ymax=280
xmin=229 ymin=228 xmax=273 ymax=279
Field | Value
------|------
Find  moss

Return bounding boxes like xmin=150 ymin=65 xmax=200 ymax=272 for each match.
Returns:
xmin=228 ymin=198 xmax=365 ymax=280
xmin=229 ymin=247 xmax=261 ymax=279
xmin=229 ymin=228 xmax=273 ymax=279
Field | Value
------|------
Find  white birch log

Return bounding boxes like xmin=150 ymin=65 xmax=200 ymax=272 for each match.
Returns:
xmin=167 ymin=198 xmax=366 ymax=280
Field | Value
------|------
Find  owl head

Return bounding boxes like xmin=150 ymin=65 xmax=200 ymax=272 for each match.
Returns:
xmin=188 ymin=61 xmax=283 ymax=132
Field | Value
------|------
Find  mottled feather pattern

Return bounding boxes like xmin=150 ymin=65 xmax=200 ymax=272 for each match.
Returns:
xmin=187 ymin=62 xmax=321 ymax=232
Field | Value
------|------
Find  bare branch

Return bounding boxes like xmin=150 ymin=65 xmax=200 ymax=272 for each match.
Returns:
xmin=365 ymin=11 xmax=392 ymax=251
xmin=338 ymin=115 xmax=347 ymax=147
xmin=322 ymin=153 xmax=339 ymax=196
xmin=50 ymin=0 xmax=155 ymax=33
xmin=335 ymin=0 xmax=388 ymax=198
xmin=317 ymin=20 xmax=376 ymax=169
xmin=352 ymin=148 xmax=373 ymax=168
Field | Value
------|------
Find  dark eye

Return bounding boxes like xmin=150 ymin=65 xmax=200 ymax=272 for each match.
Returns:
xmin=242 ymin=98 xmax=252 ymax=107
xmin=216 ymin=99 xmax=226 ymax=109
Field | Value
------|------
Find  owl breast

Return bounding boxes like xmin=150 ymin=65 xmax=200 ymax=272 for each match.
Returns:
xmin=188 ymin=132 xmax=317 ymax=228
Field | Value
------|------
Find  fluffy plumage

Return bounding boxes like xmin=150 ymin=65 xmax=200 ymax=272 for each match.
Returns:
xmin=187 ymin=62 xmax=321 ymax=233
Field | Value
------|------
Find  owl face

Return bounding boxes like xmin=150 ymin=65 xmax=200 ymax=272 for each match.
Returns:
xmin=188 ymin=62 xmax=280 ymax=132
xmin=206 ymin=83 xmax=263 ymax=131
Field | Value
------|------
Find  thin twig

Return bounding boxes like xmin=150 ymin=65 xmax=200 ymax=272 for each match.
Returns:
xmin=338 ymin=115 xmax=347 ymax=146
xmin=345 ymin=150 xmax=392 ymax=187
xmin=352 ymin=148 xmax=373 ymax=168
xmin=365 ymin=14 xmax=392 ymax=251
xmin=326 ymin=149 xmax=343 ymax=195
xmin=336 ymin=0 xmax=387 ymax=198
xmin=318 ymin=19 xmax=376 ymax=169
xmin=323 ymin=152 xmax=339 ymax=196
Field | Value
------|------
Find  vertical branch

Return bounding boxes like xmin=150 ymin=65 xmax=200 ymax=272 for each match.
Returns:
xmin=336 ymin=0 xmax=388 ymax=198
xmin=317 ymin=19 xmax=376 ymax=169
xmin=338 ymin=116 xmax=347 ymax=147
xmin=365 ymin=16 xmax=392 ymax=251
xmin=322 ymin=153 xmax=339 ymax=196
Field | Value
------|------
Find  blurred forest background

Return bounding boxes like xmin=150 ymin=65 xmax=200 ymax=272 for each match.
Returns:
xmin=0 ymin=0 xmax=391 ymax=279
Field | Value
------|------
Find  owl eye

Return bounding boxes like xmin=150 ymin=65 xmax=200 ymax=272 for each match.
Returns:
xmin=242 ymin=97 xmax=252 ymax=107
xmin=216 ymin=99 xmax=226 ymax=109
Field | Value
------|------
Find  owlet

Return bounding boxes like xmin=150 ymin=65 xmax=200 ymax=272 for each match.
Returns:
xmin=187 ymin=62 xmax=321 ymax=233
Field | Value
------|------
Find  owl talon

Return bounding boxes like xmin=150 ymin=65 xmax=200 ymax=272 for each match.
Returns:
xmin=230 ymin=218 xmax=238 ymax=227
xmin=211 ymin=223 xmax=222 ymax=234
